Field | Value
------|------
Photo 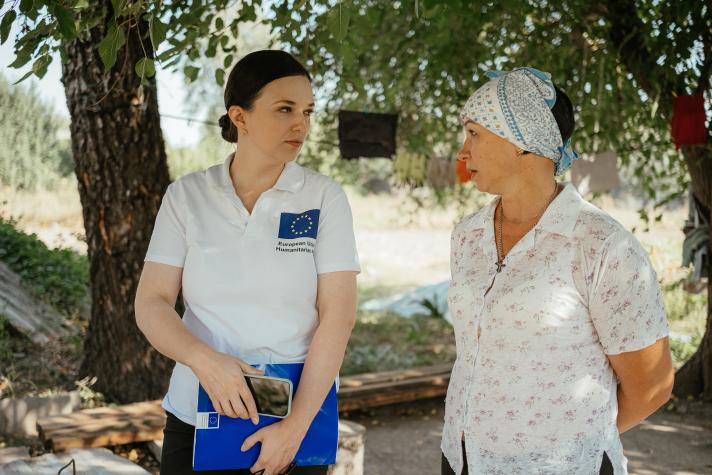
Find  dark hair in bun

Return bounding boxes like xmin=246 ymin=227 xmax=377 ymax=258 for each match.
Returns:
xmin=218 ymin=114 xmax=237 ymax=143
xmin=551 ymin=84 xmax=575 ymax=143
xmin=219 ymin=50 xmax=312 ymax=143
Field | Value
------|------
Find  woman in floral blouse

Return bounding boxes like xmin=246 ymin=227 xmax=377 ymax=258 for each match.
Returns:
xmin=441 ymin=68 xmax=674 ymax=475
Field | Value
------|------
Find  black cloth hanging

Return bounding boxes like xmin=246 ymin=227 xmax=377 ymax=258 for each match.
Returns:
xmin=338 ymin=110 xmax=398 ymax=159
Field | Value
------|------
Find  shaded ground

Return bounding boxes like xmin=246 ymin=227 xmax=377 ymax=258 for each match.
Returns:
xmin=345 ymin=398 xmax=712 ymax=475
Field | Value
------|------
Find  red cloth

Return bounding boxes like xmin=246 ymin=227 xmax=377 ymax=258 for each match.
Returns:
xmin=455 ymin=159 xmax=472 ymax=183
xmin=671 ymin=94 xmax=708 ymax=149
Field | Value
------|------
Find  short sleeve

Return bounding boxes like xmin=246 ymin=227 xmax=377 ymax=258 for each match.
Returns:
xmin=588 ymin=231 xmax=669 ymax=355
xmin=314 ymin=186 xmax=360 ymax=274
xmin=144 ymin=183 xmax=187 ymax=268
xmin=449 ymin=219 xmax=469 ymax=279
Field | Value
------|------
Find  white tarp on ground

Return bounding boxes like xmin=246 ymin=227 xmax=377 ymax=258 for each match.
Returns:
xmin=360 ymin=280 xmax=451 ymax=323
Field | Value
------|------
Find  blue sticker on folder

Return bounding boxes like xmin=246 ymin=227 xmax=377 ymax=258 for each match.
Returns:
xmin=207 ymin=413 xmax=219 ymax=428
xmin=192 ymin=363 xmax=338 ymax=471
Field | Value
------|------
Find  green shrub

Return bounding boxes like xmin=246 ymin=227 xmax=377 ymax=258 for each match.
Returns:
xmin=0 ymin=217 xmax=88 ymax=317
xmin=0 ymin=74 xmax=73 ymax=191
xmin=669 ymin=334 xmax=702 ymax=369
xmin=664 ymin=279 xmax=707 ymax=326
xmin=662 ymin=278 xmax=707 ymax=368
xmin=341 ymin=311 xmax=456 ymax=376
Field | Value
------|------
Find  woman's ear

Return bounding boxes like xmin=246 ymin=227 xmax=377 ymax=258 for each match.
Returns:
xmin=228 ymin=105 xmax=248 ymax=135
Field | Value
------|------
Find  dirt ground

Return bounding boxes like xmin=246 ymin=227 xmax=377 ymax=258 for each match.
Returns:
xmin=346 ymin=398 xmax=712 ymax=475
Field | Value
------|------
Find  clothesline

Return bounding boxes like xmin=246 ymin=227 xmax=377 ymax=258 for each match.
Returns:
xmin=159 ymin=112 xmax=339 ymax=147
xmin=158 ymin=113 xmax=679 ymax=156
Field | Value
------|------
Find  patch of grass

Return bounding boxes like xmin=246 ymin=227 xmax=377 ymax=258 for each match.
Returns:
xmin=663 ymin=279 xmax=707 ymax=334
xmin=341 ymin=311 xmax=455 ymax=376
xmin=357 ymin=282 xmax=414 ymax=304
xmin=0 ymin=216 xmax=88 ymax=318
xmin=662 ymin=277 xmax=707 ymax=369
xmin=0 ymin=314 xmax=22 ymax=363
xmin=0 ymin=314 xmax=84 ymax=399
xmin=669 ymin=334 xmax=702 ymax=370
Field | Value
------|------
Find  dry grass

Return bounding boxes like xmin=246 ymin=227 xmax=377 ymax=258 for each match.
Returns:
xmin=1 ymin=181 xmax=85 ymax=253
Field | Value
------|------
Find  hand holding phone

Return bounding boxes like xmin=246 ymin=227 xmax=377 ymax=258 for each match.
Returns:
xmin=244 ymin=374 xmax=293 ymax=418
xmin=189 ymin=348 xmax=264 ymax=424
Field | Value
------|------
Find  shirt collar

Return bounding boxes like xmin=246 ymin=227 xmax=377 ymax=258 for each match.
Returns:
xmin=466 ymin=182 xmax=582 ymax=238
xmin=534 ymin=183 xmax=582 ymax=237
xmin=212 ymin=153 xmax=305 ymax=194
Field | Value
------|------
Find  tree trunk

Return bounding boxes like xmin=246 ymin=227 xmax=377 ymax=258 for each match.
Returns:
xmin=597 ymin=0 xmax=712 ymax=400
xmin=673 ymin=145 xmax=712 ymax=400
xmin=62 ymin=1 xmax=173 ymax=402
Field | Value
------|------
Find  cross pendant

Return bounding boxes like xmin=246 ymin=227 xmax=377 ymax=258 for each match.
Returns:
xmin=496 ymin=260 xmax=505 ymax=273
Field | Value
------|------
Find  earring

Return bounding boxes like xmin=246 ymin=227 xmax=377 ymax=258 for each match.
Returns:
xmin=515 ymin=148 xmax=525 ymax=156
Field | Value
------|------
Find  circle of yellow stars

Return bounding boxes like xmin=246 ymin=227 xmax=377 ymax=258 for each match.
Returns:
xmin=290 ymin=213 xmax=314 ymax=236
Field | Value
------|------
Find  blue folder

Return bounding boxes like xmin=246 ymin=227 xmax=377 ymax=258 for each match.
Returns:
xmin=192 ymin=363 xmax=338 ymax=471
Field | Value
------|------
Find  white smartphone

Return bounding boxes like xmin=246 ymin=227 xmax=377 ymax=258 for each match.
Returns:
xmin=243 ymin=374 xmax=293 ymax=418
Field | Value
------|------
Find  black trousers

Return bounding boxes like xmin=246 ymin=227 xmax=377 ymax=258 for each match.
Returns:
xmin=441 ymin=440 xmax=615 ymax=475
xmin=160 ymin=411 xmax=329 ymax=475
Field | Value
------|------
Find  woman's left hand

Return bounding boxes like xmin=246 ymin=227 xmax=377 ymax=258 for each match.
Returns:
xmin=241 ymin=418 xmax=307 ymax=475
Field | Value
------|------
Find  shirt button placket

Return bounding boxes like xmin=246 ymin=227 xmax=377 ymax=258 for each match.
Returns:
xmin=462 ymin=274 xmax=496 ymax=442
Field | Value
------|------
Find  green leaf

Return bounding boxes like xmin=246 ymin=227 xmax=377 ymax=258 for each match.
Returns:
xmin=97 ymin=22 xmax=126 ymax=71
xmin=215 ymin=17 xmax=224 ymax=30
xmin=184 ymin=65 xmax=200 ymax=82
xmin=12 ymin=70 xmax=34 ymax=85
xmin=32 ymin=53 xmax=51 ymax=78
xmin=111 ymin=0 xmax=128 ymax=16
xmin=223 ymin=54 xmax=233 ymax=69
xmin=162 ymin=57 xmax=180 ymax=69
xmin=9 ymin=52 xmax=32 ymax=69
xmin=240 ymin=4 xmax=257 ymax=22
xmin=52 ymin=5 xmax=77 ymax=40
xmin=422 ymin=4 xmax=442 ymax=20
xmin=215 ymin=68 xmax=225 ymax=86
xmin=59 ymin=45 xmax=68 ymax=64
xmin=19 ymin=0 xmax=38 ymax=20
xmin=157 ymin=45 xmax=180 ymax=62
xmin=340 ymin=42 xmax=355 ymax=69
xmin=206 ymin=37 xmax=217 ymax=58
xmin=1 ymin=10 xmax=16 ymax=45
xmin=135 ymin=57 xmax=156 ymax=78
xmin=326 ymin=3 xmax=351 ymax=41
xmin=19 ymin=0 xmax=33 ymax=14
xmin=8 ymin=41 xmax=36 ymax=69
xmin=149 ymin=16 xmax=168 ymax=50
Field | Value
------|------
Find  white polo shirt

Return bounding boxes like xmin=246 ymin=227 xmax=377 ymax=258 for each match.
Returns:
xmin=144 ymin=154 xmax=361 ymax=425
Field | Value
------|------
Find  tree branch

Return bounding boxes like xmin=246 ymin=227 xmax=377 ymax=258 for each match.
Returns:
xmin=593 ymin=0 xmax=675 ymax=118
xmin=695 ymin=2 xmax=712 ymax=94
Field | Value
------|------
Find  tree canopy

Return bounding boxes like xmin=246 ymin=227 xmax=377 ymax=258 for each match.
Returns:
xmin=269 ymin=0 xmax=709 ymax=211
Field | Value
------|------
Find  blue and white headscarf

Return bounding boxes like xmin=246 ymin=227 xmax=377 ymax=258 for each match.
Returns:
xmin=459 ymin=67 xmax=579 ymax=175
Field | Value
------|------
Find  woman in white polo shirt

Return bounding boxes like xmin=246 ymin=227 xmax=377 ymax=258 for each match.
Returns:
xmin=134 ymin=50 xmax=360 ymax=475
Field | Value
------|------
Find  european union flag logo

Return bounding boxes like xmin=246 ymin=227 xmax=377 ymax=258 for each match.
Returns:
xmin=207 ymin=412 xmax=219 ymax=428
xmin=278 ymin=209 xmax=320 ymax=239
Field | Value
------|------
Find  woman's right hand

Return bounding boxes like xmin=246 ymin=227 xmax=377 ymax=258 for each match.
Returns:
xmin=188 ymin=348 xmax=264 ymax=424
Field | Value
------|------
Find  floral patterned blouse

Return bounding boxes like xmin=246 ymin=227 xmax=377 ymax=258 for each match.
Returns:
xmin=441 ymin=183 xmax=669 ymax=474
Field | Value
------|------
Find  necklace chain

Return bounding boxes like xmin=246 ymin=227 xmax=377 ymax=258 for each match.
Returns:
xmin=495 ymin=182 xmax=558 ymax=273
